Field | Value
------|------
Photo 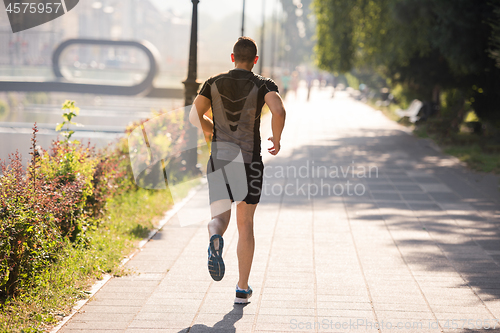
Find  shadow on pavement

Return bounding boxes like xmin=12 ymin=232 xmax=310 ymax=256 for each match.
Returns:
xmin=260 ymin=127 xmax=500 ymax=301
xmin=177 ymin=303 xmax=248 ymax=333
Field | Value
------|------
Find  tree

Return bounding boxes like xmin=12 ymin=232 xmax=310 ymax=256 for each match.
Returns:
xmin=279 ymin=0 xmax=316 ymax=68
xmin=489 ymin=2 xmax=500 ymax=69
xmin=313 ymin=0 xmax=500 ymax=126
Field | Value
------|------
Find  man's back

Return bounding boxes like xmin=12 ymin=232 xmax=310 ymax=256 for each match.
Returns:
xmin=191 ymin=37 xmax=286 ymax=298
xmin=199 ymin=68 xmax=278 ymax=163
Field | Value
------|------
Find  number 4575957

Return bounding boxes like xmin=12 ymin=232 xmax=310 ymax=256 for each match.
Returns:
xmin=6 ymin=2 xmax=62 ymax=14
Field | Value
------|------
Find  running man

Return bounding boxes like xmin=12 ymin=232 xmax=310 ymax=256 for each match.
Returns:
xmin=190 ymin=37 xmax=286 ymax=304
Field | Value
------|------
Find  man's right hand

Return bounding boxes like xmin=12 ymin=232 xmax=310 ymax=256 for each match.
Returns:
xmin=264 ymin=92 xmax=286 ymax=157
xmin=268 ymin=137 xmax=281 ymax=155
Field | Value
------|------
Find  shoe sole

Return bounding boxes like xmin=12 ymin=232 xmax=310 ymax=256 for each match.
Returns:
xmin=208 ymin=235 xmax=224 ymax=281
xmin=234 ymin=290 xmax=252 ymax=304
xmin=234 ymin=296 xmax=251 ymax=304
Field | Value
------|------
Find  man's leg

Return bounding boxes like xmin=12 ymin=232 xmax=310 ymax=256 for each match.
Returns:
xmin=207 ymin=200 xmax=232 ymax=281
xmin=236 ymin=201 xmax=257 ymax=290
xmin=208 ymin=199 xmax=232 ymax=249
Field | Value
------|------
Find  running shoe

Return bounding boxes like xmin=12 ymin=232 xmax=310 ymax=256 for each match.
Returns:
xmin=234 ymin=284 xmax=253 ymax=304
xmin=207 ymin=234 xmax=225 ymax=281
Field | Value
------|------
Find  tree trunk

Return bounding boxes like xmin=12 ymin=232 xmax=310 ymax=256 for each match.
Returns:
xmin=450 ymin=90 xmax=466 ymax=133
xmin=432 ymin=85 xmax=441 ymax=116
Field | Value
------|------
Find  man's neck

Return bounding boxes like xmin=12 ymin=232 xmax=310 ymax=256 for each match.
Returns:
xmin=234 ymin=63 xmax=253 ymax=72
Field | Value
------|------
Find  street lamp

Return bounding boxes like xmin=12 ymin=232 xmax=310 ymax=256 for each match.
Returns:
xmin=182 ymin=0 xmax=201 ymax=174
xmin=258 ymin=0 xmax=265 ymax=75
xmin=241 ymin=0 xmax=246 ymax=36
xmin=270 ymin=0 xmax=278 ymax=79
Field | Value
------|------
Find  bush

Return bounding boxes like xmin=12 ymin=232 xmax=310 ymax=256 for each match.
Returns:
xmin=0 ymin=100 xmax=193 ymax=306
xmin=37 ymin=141 xmax=96 ymax=242
xmin=0 ymin=127 xmax=67 ymax=299
xmin=0 ymin=101 xmax=132 ymax=300
xmin=125 ymin=108 xmax=189 ymax=187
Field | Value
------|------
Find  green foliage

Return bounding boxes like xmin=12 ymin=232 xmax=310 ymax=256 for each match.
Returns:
xmin=344 ymin=72 xmax=360 ymax=89
xmin=0 ymin=100 xmax=131 ymax=300
xmin=126 ymin=108 xmax=189 ymax=187
xmin=490 ymin=3 xmax=500 ymax=68
xmin=0 ymin=184 xmax=173 ymax=332
xmin=279 ymin=0 xmax=316 ymax=67
xmin=0 ymin=132 xmax=64 ymax=300
xmin=0 ymin=100 xmax=200 ymax=331
xmin=37 ymin=142 xmax=97 ymax=242
xmin=414 ymin=121 xmax=500 ymax=173
xmin=465 ymin=111 xmax=480 ymax=123
xmin=314 ymin=0 xmax=500 ymax=126
xmin=313 ymin=0 xmax=356 ymax=73
xmin=55 ymin=100 xmax=82 ymax=143
xmin=445 ymin=145 xmax=500 ymax=173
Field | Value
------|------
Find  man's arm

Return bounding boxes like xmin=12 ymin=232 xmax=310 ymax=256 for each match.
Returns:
xmin=264 ymin=91 xmax=286 ymax=155
xmin=189 ymin=95 xmax=213 ymax=136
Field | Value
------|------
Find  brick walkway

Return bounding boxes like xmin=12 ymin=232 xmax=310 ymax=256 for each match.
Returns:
xmin=58 ymin=88 xmax=500 ymax=333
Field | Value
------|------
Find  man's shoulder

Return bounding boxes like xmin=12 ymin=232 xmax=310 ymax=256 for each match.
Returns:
xmin=245 ymin=72 xmax=278 ymax=90
xmin=252 ymin=72 xmax=271 ymax=82
xmin=205 ymin=70 xmax=277 ymax=89
xmin=205 ymin=71 xmax=231 ymax=84
xmin=253 ymin=74 xmax=279 ymax=92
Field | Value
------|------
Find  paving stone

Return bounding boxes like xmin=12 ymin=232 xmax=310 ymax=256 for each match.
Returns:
xmin=401 ymin=193 xmax=433 ymax=201
xmin=367 ymin=184 xmax=396 ymax=191
xmin=412 ymin=176 xmax=440 ymax=184
xmin=395 ymin=184 xmax=424 ymax=192
xmin=63 ymin=321 xmax=130 ymax=330
xmin=70 ymin=313 xmax=136 ymax=323
xmin=371 ymin=192 xmax=403 ymax=201
xmin=124 ymin=328 xmax=188 ymax=333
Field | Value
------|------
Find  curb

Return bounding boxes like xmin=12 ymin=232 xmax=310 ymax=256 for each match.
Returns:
xmin=49 ymin=182 xmax=204 ymax=333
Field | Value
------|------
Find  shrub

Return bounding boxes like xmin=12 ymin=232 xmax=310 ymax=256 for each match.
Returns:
xmin=84 ymin=145 xmax=132 ymax=220
xmin=37 ymin=140 xmax=96 ymax=242
xmin=0 ymin=100 xmax=192 ymax=303
xmin=0 ymin=126 xmax=66 ymax=299
xmin=125 ymin=108 xmax=188 ymax=187
xmin=0 ymin=100 xmax=132 ymax=300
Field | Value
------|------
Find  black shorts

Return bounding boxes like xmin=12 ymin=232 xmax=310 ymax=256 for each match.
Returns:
xmin=207 ymin=156 xmax=264 ymax=205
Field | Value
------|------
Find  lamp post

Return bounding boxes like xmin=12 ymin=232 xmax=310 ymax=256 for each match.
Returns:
xmin=270 ymin=0 xmax=278 ymax=79
xmin=258 ymin=0 xmax=265 ymax=75
xmin=182 ymin=0 xmax=201 ymax=174
xmin=241 ymin=0 xmax=246 ymax=36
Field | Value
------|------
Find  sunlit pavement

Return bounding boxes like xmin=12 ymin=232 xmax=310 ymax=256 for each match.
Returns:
xmin=58 ymin=87 xmax=500 ymax=333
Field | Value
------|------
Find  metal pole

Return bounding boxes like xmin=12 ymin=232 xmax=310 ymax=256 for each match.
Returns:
xmin=241 ymin=0 xmax=246 ymax=36
xmin=279 ymin=5 xmax=286 ymax=69
xmin=270 ymin=0 xmax=278 ymax=80
xmin=259 ymin=0 xmax=265 ymax=75
xmin=182 ymin=0 xmax=201 ymax=174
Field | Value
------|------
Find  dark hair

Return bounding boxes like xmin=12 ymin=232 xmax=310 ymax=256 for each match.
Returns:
xmin=233 ymin=37 xmax=258 ymax=64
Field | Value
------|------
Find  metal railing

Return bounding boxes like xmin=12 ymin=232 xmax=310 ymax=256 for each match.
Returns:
xmin=0 ymin=38 xmax=183 ymax=99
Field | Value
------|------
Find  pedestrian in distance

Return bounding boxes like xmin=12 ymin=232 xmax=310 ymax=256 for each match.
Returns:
xmin=190 ymin=37 xmax=286 ymax=304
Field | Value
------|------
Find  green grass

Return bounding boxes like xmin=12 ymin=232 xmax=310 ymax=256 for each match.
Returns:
xmin=367 ymin=95 xmax=500 ymax=174
xmin=413 ymin=126 xmax=430 ymax=139
xmin=366 ymin=100 xmax=413 ymax=126
xmin=413 ymin=124 xmax=500 ymax=174
xmin=0 ymin=188 xmax=174 ymax=332
xmin=444 ymin=145 xmax=500 ymax=173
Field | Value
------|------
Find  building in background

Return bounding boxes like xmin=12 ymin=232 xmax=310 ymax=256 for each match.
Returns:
xmin=0 ymin=0 xmax=190 ymax=86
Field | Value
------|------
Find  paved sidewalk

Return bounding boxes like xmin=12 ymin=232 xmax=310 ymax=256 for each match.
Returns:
xmin=59 ymin=88 xmax=500 ymax=333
